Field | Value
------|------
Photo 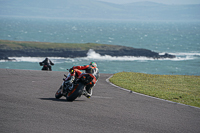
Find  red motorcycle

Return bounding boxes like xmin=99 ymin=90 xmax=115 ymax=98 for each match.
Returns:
xmin=55 ymin=70 xmax=97 ymax=101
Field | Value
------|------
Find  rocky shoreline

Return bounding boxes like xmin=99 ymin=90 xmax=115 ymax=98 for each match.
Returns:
xmin=0 ymin=46 xmax=175 ymax=60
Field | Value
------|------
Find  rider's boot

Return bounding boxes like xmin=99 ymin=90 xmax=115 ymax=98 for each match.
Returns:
xmin=82 ymin=90 xmax=91 ymax=98
xmin=83 ymin=86 xmax=93 ymax=98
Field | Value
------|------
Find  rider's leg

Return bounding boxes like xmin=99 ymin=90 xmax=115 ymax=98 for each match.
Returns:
xmin=68 ymin=76 xmax=75 ymax=84
xmin=49 ymin=66 xmax=52 ymax=71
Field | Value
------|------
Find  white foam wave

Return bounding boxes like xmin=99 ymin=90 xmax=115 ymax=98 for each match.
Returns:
xmin=85 ymin=49 xmax=195 ymax=61
xmin=0 ymin=60 xmax=8 ymax=62
xmin=86 ymin=49 xmax=155 ymax=61
xmin=7 ymin=57 xmax=66 ymax=63
xmin=159 ymin=52 xmax=199 ymax=61
xmin=163 ymin=52 xmax=200 ymax=56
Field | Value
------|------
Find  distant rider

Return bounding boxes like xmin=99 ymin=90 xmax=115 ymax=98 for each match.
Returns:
xmin=39 ymin=57 xmax=54 ymax=71
xmin=67 ymin=62 xmax=100 ymax=98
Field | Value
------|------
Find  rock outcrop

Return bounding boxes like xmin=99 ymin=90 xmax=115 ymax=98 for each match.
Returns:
xmin=0 ymin=46 xmax=175 ymax=60
xmin=0 ymin=40 xmax=175 ymax=60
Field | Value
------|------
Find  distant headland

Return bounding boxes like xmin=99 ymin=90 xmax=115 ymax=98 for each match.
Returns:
xmin=0 ymin=40 xmax=175 ymax=60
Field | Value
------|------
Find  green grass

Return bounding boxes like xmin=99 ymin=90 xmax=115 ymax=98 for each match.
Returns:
xmin=109 ymin=72 xmax=200 ymax=108
xmin=0 ymin=40 xmax=118 ymax=50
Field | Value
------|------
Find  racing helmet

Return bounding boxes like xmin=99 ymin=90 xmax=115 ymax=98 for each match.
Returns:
xmin=69 ymin=68 xmax=74 ymax=74
xmin=89 ymin=62 xmax=97 ymax=67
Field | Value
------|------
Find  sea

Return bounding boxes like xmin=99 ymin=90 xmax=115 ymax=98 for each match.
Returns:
xmin=0 ymin=17 xmax=200 ymax=76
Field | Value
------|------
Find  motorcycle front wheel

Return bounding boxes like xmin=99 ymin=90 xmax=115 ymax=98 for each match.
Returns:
xmin=66 ymin=83 xmax=84 ymax=101
xmin=55 ymin=86 xmax=63 ymax=99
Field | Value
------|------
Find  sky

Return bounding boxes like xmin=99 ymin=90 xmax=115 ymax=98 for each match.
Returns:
xmin=98 ymin=0 xmax=200 ymax=5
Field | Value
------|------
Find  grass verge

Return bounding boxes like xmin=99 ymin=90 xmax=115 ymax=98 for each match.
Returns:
xmin=109 ymin=72 xmax=200 ymax=108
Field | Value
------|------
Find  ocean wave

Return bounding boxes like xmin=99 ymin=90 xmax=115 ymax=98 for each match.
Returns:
xmin=173 ymin=53 xmax=200 ymax=56
xmin=6 ymin=57 xmax=67 ymax=63
xmin=86 ymin=49 xmax=155 ymax=61
xmin=160 ymin=52 xmax=200 ymax=56
xmin=84 ymin=49 xmax=196 ymax=61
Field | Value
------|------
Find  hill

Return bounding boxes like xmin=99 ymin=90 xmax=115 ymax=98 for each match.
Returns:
xmin=0 ymin=0 xmax=199 ymax=20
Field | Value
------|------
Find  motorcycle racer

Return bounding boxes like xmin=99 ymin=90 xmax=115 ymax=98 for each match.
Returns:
xmin=68 ymin=62 xmax=100 ymax=98
xmin=39 ymin=57 xmax=54 ymax=71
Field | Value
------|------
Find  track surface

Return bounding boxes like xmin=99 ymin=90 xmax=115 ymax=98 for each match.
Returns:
xmin=0 ymin=69 xmax=200 ymax=133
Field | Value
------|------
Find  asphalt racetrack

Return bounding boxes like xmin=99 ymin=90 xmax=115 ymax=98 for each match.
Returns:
xmin=0 ymin=69 xmax=200 ymax=133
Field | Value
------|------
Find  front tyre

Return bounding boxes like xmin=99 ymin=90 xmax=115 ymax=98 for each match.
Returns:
xmin=55 ymin=86 xmax=63 ymax=99
xmin=66 ymin=83 xmax=84 ymax=101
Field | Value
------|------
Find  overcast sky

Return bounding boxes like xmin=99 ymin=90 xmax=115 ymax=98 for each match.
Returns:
xmin=98 ymin=0 xmax=200 ymax=5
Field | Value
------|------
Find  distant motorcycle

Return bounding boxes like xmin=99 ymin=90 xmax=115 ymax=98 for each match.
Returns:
xmin=39 ymin=62 xmax=53 ymax=71
xmin=39 ymin=57 xmax=54 ymax=71
xmin=55 ymin=69 xmax=97 ymax=101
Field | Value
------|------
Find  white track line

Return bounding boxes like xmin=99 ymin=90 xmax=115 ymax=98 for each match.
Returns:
xmin=92 ymin=96 xmax=113 ymax=99
xmin=106 ymin=75 xmax=200 ymax=110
